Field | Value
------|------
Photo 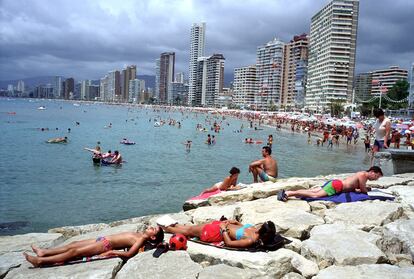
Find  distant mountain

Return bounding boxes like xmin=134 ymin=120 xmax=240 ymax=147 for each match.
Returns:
xmin=0 ymin=76 xmax=57 ymax=90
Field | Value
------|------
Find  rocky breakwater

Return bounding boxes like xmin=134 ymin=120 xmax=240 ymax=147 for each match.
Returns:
xmin=1 ymin=173 xmax=414 ymax=279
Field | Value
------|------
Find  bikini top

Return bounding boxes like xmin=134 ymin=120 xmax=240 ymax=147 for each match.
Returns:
xmin=235 ymin=224 xmax=253 ymax=240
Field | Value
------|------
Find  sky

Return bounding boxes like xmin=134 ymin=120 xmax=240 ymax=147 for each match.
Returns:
xmin=0 ymin=0 xmax=413 ymax=81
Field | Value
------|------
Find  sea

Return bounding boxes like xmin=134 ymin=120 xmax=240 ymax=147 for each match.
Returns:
xmin=0 ymin=98 xmax=375 ymax=235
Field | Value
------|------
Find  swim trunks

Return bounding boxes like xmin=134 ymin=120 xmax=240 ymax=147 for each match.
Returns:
xmin=200 ymin=221 xmax=223 ymax=242
xmin=96 ymin=236 xmax=112 ymax=251
xmin=322 ymin=180 xmax=343 ymax=196
xmin=259 ymin=171 xmax=277 ymax=183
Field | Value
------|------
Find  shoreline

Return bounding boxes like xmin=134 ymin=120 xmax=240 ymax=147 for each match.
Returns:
xmin=1 ymin=171 xmax=413 ymax=278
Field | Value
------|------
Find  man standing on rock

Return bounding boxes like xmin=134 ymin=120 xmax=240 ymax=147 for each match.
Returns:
xmin=249 ymin=146 xmax=278 ymax=183
xmin=278 ymin=166 xmax=383 ymax=201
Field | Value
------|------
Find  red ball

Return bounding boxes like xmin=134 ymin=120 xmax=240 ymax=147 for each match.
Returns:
xmin=169 ymin=233 xmax=188 ymax=250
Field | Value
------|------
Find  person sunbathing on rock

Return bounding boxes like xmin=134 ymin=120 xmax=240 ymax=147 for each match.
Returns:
xmin=24 ymin=226 xmax=164 ymax=267
xmin=162 ymin=220 xmax=276 ymax=248
xmin=278 ymin=166 xmax=383 ymax=201
xmin=201 ymin=167 xmax=241 ymax=194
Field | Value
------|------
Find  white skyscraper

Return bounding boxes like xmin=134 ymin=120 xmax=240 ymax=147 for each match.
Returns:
xmin=81 ymin=80 xmax=91 ymax=100
xmin=129 ymin=79 xmax=146 ymax=103
xmin=52 ymin=76 xmax=63 ymax=98
xmin=256 ymin=38 xmax=284 ymax=110
xmin=194 ymin=54 xmax=225 ymax=107
xmin=100 ymin=76 xmax=109 ymax=102
xmin=188 ymin=22 xmax=206 ymax=106
xmin=409 ymin=63 xmax=414 ymax=108
xmin=305 ymin=0 xmax=359 ymax=112
xmin=233 ymin=65 xmax=257 ymax=108
xmin=175 ymin=72 xmax=184 ymax=83
xmin=155 ymin=58 xmax=160 ymax=101
xmin=17 ymin=80 xmax=25 ymax=93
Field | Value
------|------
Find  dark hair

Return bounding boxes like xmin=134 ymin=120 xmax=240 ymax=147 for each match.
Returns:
xmin=148 ymin=227 xmax=164 ymax=245
xmin=108 ymin=150 xmax=111 ymax=153
xmin=229 ymin=167 xmax=240 ymax=175
xmin=373 ymin=108 xmax=384 ymax=118
xmin=114 ymin=150 xmax=119 ymax=155
xmin=367 ymin=166 xmax=383 ymax=176
xmin=262 ymin=146 xmax=272 ymax=155
xmin=257 ymin=221 xmax=276 ymax=245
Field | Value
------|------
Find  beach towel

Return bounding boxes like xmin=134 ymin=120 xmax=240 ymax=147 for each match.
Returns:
xmin=188 ymin=189 xmax=222 ymax=201
xmin=303 ymin=190 xmax=394 ymax=203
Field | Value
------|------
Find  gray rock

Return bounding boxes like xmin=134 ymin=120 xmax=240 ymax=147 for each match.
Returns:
xmin=367 ymin=176 xmax=412 ymax=188
xmin=324 ymin=201 xmax=402 ymax=229
xmin=0 ymin=233 xmax=64 ymax=278
xmin=191 ymin=204 xmax=238 ymax=224
xmin=281 ymin=272 xmax=304 ymax=279
xmin=5 ymin=257 xmax=123 ymax=279
xmin=380 ymin=218 xmax=414 ymax=260
xmin=313 ymin=264 xmax=414 ymax=279
xmin=148 ymin=212 xmax=193 ymax=227
xmin=301 ymin=224 xmax=386 ymax=267
xmin=198 ymin=264 xmax=263 ymax=279
xmin=388 ymin=185 xmax=414 ymax=210
xmin=187 ymin=240 xmax=318 ymax=278
xmin=116 ymin=250 xmax=202 ymax=279
xmin=239 ymin=197 xmax=324 ymax=239
xmin=48 ymin=223 xmax=110 ymax=239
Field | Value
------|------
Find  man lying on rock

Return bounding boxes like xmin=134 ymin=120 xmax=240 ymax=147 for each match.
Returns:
xmin=162 ymin=219 xmax=276 ymax=248
xmin=278 ymin=166 xmax=383 ymax=201
xmin=24 ymin=226 xmax=164 ymax=267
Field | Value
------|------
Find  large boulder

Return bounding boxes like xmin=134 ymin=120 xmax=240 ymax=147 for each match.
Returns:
xmin=0 ymin=233 xmax=64 ymax=278
xmin=197 ymin=264 xmax=265 ymax=279
xmin=380 ymin=218 xmax=414 ymax=260
xmin=388 ymin=186 xmax=414 ymax=210
xmin=190 ymin=204 xmax=238 ymax=224
xmin=324 ymin=201 xmax=402 ymax=229
xmin=116 ymin=250 xmax=202 ymax=279
xmin=367 ymin=176 xmax=411 ymax=188
xmin=5 ymin=257 xmax=123 ymax=279
xmin=187 ymin=240 xmax=318 ymax=278
xmin=313 ymin=264 xmax=414 ymax=279
xmin=48 ymin=223 xmax=110 ymax=239
xmin=301 ymin=224 xmax=387 ymax=267
xmin=238 ymin=197 xmax=324 ymax=239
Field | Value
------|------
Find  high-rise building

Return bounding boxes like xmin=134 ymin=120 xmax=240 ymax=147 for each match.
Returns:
xmin=129 ymin=79 xmax=145 ymax=103
xmin=194 ymin=54 xmax=225 ymax=107
xmin=108 ymin=70 xmax=121 ymax=102
xmin=81 ymin=80 xmax=91 ymax=100
xmin=256 ymin=38 xmax=284 ymax=110
xmin=88 ymin=85 xmax=100 ymax=100
xmin=155 ymin=58 xmax=160 ymax=101
xmin=233 ymin=65 xmax=257 ymax=108
xmin=354 ymin=72 xmax=372 ymax=102
xmin=17 ymin=80 xmax=25 ymax=93
xmin=409 ymin=63 xmax=414 ymax=108
xmin=158 ymin=52 xmax=175 ymax=104
xmin=371 ymin=66 xmax=408 ymax=95
xmin=64 ymin=78 xmax=74 ymax=100
xmin=305 ymin=0 xmax=359 ymax=112
xmin=121 ymin=65 xmax=137 ymax=102
xmin=281 ymin=34 xmax=308 ymax=108
xmin=188 ymin=22 xmax=206 ymax=106
xmin=52 ymin=76 xmax=63 ymax=98
xmin=100 ymin=76 xmax=109 ymax=102
xmin=175 ymin=72 xmax=184 ymax=83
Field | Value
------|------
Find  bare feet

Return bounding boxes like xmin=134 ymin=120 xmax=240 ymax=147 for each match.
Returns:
xmin=31 ymin=244 xmax=44 ymax=257
xmin=23 ymin=252 xmax=40 ymax=267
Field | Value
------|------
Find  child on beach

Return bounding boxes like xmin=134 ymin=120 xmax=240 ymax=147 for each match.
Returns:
xmin=201 ymin=167 xmax=241 ymax=194
xmin=24 ymin=226 xmax=164 ymax=267
xmin=278 ymin=166 xmax=383 ymax=201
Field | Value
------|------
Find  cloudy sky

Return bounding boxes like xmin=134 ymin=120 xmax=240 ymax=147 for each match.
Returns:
xmin=0 ymin=0 xmax=413 ymax=81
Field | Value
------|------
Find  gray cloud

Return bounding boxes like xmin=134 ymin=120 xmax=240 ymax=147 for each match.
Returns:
xmin=0 ymin=0 xmax=413 ymax=81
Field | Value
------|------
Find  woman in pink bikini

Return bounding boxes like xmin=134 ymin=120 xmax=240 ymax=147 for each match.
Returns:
xmin=24 ymin=227 xmax=164 ymax=267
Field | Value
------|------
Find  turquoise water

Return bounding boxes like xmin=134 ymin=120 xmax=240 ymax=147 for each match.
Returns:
xmin=0 ymin=98 xmax=371 ymax=235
